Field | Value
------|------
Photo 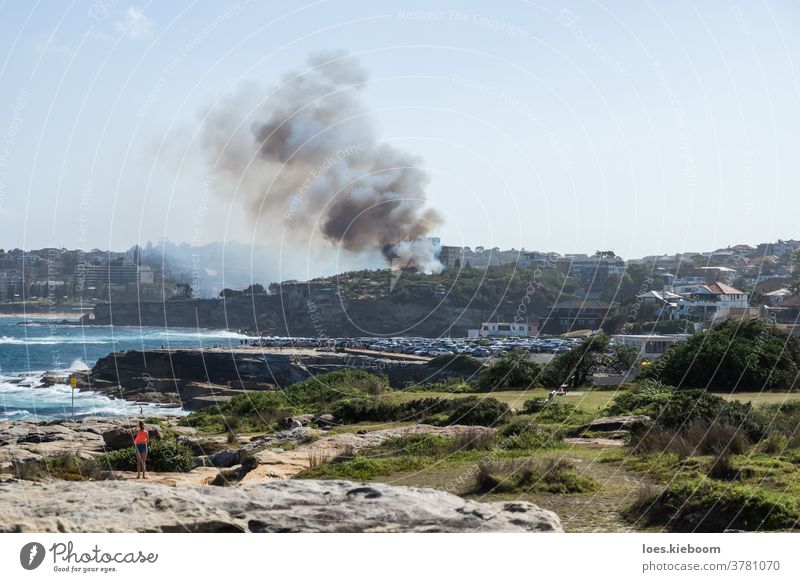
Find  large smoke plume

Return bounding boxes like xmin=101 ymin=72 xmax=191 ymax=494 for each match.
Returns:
xmin=200 ymin=51 xmax=443 ymax=272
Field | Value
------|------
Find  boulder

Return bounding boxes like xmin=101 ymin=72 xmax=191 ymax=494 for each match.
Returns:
xmin=580 ymin=415 xmax=650 ymax=432
xmin=313 ymin=414 xmax=335 ymax=428
xmin=208 ymin=449 xmax=240 ymax=468
xmin=0 ymin=479 xmax=562 ymax=533
xmin=101 ymin=424 xmax=162 ymax=450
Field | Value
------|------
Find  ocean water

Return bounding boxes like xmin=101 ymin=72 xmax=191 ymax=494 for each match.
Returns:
xmin=0 ymin=317 xmax=249 ymax=421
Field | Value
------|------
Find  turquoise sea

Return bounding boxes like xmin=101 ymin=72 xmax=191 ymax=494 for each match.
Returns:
xmin=0 ymin=317 xmax=248 ymax=421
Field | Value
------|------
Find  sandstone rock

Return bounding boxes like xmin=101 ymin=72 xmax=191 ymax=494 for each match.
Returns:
xmin=239 ymin=424 xmax=494 ymax=485
xmin=208 ymin=449 xmax=240 ymax=468
xmin=0 ymin=479 xmax=562 ymax=533
xmin=580 ymin=415 xmax=650 ymax=432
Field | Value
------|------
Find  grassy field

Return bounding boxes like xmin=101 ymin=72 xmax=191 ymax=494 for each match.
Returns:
xmin=386 ymin=389 xmax=800 ymax=414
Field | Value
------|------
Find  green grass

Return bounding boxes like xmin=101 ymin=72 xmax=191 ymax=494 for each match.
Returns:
xmin=629 ymin=477 xmax=800 ymax=532
xmin=388 ymin=389 xmax=800 ymax=414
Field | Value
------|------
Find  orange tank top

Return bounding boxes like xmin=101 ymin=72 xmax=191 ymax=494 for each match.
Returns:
xmin=134 ymin=430 xmax=149 ymax=445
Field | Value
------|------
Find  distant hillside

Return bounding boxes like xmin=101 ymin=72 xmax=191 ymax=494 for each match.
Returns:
xmin=83 ymin=262 xmax=666 ymax=336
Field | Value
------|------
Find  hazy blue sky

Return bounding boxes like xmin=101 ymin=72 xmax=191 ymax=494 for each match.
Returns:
xmin=1 ymin=0 xmax=799 ymax=264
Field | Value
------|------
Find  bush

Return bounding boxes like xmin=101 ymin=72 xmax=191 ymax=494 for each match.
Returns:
xmin=522 ymin=399 xmax=583 ymax=423
xmin=658 ymin=391 xmax=766 ymax=441
xmin=99 ymin=439 xmax=195 ymax=473
xmin=708 ymin=452 xmax=738 ymax=480
xmin=474 ymin=456 xmax=597 ymax=494
xmin=638 ymin=319 xmax=800 ymax=391
xmin=612 ymin=385 xmax=766 ymax=442
xmin=451 ymin=427 xmax=495 ymax=451
xmin=628 ymin=421 xmax=751 ymax=458
xmin=446 ymin=397 xmax=510 ymax=426
xmin=604 ymin=380 xmax=675 ymax=416
xmin=404 ymin=378 xmax=480 ymax=393
xmin=331 ymin=396 xmax=509 ymax=426
xmin=497 ymin=420 xmax=561 ymax=450
xmin=479 ymin=349 xmax=543 ymax=390
xmin=181 ymin=370 xmax=389 ymax=432
xmin=427 ymin=354 xmax=484 ymax=375
xmin=630 ymin=478 xmax=800 ymax=531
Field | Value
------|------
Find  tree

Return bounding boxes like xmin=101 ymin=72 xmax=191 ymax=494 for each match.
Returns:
xmin=609 ymin=343 xmax=639 ymax=373
xmin=174 ymin=283 xmax=193 ymax=299
xmin=479 ymin=349 xmax=543 ymax=390
xmin=542 ymin=334 xmax=611 ymax=388
xmin=639 ymin=319 xmax=800 ymax=391
xmin=244 ymin=283 xmax=266 ymax=295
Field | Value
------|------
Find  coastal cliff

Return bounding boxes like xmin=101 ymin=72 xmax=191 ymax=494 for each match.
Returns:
xmin=78 ymin=347 xmax=467 ymax=410
xmin=82 ymin=293 xmax=485 ymax=337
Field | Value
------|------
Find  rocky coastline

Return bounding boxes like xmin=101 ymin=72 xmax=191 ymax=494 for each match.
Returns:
xmin=0 ymin=415 xmax=562 ymax=533
xmin=69 ymin=346 xmax=469 ymax=411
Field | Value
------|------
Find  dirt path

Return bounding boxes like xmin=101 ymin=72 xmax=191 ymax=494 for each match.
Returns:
xmin=371 ymin=442 xmax=657 ymax=533
xmin=522 ymin=448 xmax=657 ymax=532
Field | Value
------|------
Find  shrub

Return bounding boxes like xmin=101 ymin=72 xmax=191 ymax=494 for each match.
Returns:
xmin=760 ymin=434 xmax=787 ymax=454
xmin=604 ymin=380 xmax=675 ymax=416
xmin=613 ymin=386 xmax=766 ymax=442
xmin=474 ymin=456 xmax=597 ymax=494
xmin=181 ymin=370 xmax=389 ymax=432
xmin=630 ymin=478 xmax=800 ymax=531
xmin=522 ymin=399 xmax=584 ymax=423
xmin=658 ymin=391 xmax=766 ymax=441
xmin=427 ymin=354 xmax=484 ymax=375
xmin=628 ymin=421 xmax=751 ymax=458
xmin=498 ymin=419 xmax=561 ymax=450
xmin=446 ymin=397 xmax=510 ymax=426
xmin=331 ymin=396 xmax=509 ymax=426
xmin=451 ymin=427 xmax=495 ymax=452
xmin=708 ymin=452 xmax=738 ymax=480
xmin=638 ymin=319 xmax=800 ymax=391
xmin=99 ymin=439 xmax=195 ymax=473
xmin=479 ymin=349 xmax=543 ymax=390
xmin=404 ymin=378 xmax=480 ymax=393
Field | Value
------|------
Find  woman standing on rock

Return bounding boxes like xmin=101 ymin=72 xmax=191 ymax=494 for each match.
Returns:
xmin=134 ymin=421 xmax=149 ymax=479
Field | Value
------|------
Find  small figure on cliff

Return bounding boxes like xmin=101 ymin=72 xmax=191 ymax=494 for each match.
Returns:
xmin=134 ymin=421 xmax=149 ymax=479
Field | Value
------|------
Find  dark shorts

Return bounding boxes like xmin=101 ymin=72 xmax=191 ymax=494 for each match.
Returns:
xmin=136 ymin=444 xmax=148 ymax=454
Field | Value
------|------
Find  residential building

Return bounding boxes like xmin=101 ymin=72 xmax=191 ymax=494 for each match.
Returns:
xmin=672 ymin=282 xmax=749 ymax=322
xmin=763 ymin=288 xmax=792 ymax=305
xmin=771 ymin=295 xmax=800 ymax=324
xmin=539 ymin=300 xmax=615 ymax=334
xmin=438 ymin=245 xmax=465 ymax=268
xmin=468 ymin=321 xmax=538 ymax=338
xmin=612 ymin=333 xmax=691 ymax=360
xmin=556 ymin=255 xmax=626 ymax=288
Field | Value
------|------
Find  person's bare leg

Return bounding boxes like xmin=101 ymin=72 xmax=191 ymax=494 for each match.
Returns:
xmin=141 ymin=452 xmax=148 ymax=478
xmin=136 ymin=452 xmax=142 ymax=478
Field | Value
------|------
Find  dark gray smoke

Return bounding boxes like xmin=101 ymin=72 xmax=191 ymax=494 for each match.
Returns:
xmin=200 ymin=51 xmax=443 ymax=272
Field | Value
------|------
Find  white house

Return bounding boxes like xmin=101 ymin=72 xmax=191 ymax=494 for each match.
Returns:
xmin=763 ymin=288 xmax=792 ymax=305
xmin=672 ymin=282 xmax=749 ymax=321
xmin=468 ymin=322 xmax=537 ymax=338
xmin=612 ymin=333 xmax=691 ymax=360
